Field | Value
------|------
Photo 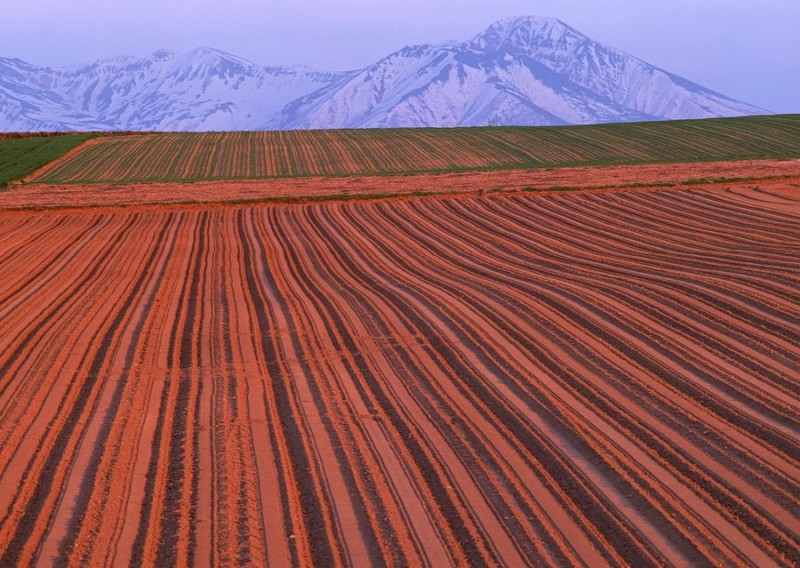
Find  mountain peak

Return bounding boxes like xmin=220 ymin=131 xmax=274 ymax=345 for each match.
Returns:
xmin=187 ymin=46 xmax=233 ymax=59
xmin=148 ymin=49 xmax=176 ymax=62
xmin=179 ymin=46 xmax=255 ymax=66
xmin=490 ymin=15 xmax=567 ymax=31
xmin=165 ymin=47 xmax=265 ymax=82
xmin=468 ymin=16 xmax=580 ymax=54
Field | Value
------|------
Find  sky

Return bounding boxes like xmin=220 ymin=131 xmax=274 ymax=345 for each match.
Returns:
xmin=1 ymin=0 xmax=797 ymax=113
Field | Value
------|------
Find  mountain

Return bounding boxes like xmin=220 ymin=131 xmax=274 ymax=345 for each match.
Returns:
xmin=269 ymin=17 xmax=766 ymax=129
xmin=0 ymin=48 xmax=346 ymax=131
xmin=0 ymin=17 xmax=767 ymax=132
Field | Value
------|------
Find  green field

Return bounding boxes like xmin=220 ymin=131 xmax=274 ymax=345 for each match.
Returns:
xmin=0 ymin=134 xmax=95 ymax=187
xmin=15 ymin=115 xmax=800 ymax=184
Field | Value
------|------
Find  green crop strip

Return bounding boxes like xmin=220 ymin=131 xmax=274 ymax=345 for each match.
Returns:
xmin=22 ymin=115 xmax=800 ymax=185
xmin=0 ymin=134 xmax=94 ymax=188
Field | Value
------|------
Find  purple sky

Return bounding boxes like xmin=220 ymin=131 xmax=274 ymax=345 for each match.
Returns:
xmin=2 ymin=0 xmax=797 ymax=113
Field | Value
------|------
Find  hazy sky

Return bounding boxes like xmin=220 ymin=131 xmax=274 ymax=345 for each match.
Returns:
xmin=2 ymin=0 xmax=797 ymax=113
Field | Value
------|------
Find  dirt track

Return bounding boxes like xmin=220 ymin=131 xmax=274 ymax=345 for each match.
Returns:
xmin=0 ymin=180 xmax=798 ymax=566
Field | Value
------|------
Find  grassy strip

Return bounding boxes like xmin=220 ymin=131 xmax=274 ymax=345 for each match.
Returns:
xmin=0 ymin=134 xmax=95 ymax=188
xmin=7 ymin=172 xmax=790 ymax=213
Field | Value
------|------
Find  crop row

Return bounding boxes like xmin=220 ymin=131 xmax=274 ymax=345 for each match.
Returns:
xmin=0 ymin=134 xmax=93 ymax=187
xmin=25 ymin=114 xmax=800 ymax=184
xmin=0 ymin=186 xmax=798 ymax=565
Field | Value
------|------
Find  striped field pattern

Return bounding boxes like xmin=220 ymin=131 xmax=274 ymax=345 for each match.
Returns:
xmin=26 ymin=114 xmax=800 ymax=184
xmin=0 ymin=134 xmax=93 ymax=186
xmin=0 ymin=184 xmax=798 ymax=566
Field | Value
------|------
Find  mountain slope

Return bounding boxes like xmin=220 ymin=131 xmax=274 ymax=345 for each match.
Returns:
xmin=269 ymin=17 xmax=765 ymax=129
xmin=0 ymin=49 xmax=346 ymax=131
xmin=468 ymin=17 xmax=762 ymax=119
xmin=0 ymin=17 xmax=767 ymax=132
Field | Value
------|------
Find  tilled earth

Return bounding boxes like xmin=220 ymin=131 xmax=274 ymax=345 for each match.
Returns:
xmin=0 ymin=166 xmax=798 ymax=566
xmin=2 ymin=158 xmax=799 ymax=210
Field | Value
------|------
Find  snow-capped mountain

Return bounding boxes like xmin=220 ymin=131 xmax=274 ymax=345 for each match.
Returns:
xmin=0 ymin=16 xmax=766 ymax=132
xmin=0 ymin=48 xmax=346 ymax=131
xmin=269 ymin=17 xmax=766 ymax=129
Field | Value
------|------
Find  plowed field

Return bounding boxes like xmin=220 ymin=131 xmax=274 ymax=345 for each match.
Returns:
xmin=1 ymin=180 xmax=798 ymax=566
xmin=4 ymin=158 xmax=800 ymax=210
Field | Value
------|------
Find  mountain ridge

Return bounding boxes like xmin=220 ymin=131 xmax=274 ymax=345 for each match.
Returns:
xmin=0 ymin=16 xmax=767 ymax=131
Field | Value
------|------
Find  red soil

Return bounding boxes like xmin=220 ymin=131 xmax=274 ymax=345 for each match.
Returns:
xmin=3 ymin=158 xmax=800 ymax=210
xmin=0 ymin=175 xmax=798 ymax=566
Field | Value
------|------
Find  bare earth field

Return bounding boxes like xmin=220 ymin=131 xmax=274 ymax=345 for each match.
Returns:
xmin=0 ymin=166 xmax=798 ymax=566
xmin=2 ymin=158 xmax=800 ymax=210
